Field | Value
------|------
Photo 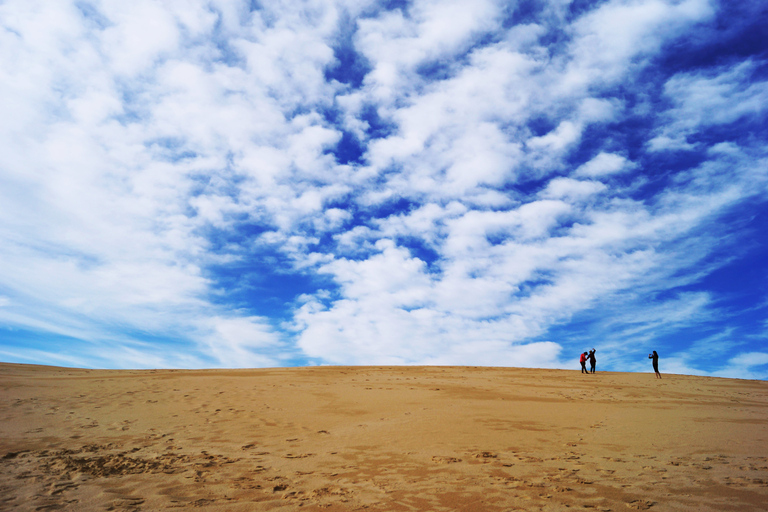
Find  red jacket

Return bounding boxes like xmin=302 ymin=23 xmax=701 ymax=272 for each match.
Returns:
xmin=580 ymin=353 xmax=586 ymax=363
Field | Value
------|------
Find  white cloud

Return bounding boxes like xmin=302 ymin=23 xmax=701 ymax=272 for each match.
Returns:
xmin=649 ymin=60 xmax=768 ymax=151
xmin=563 ymin=0 xmax=715 ymax=92
xmin=575 ymin=152 xmax=636 ymax=178
xmin=527 ymin=121 xmax=581 ymax=152
xmin=355 ymin=0 xmax=504 ymax=101
xmin=646 ymin=134 xmax=697 ymax=152
xmin=726 ymin=352 xmax=768 ymax=368
xmin=197 ymin=315 xmax=282 ymax=368
xmin=0 ymin=0 xmax=350 ymax=367
xmin=100 ymin=1 xmax=183 ymax=76
xmin=540 ymin=177 xmax=607 ymax=201
xmin=714 ymin=352 xmax=768 ymax=380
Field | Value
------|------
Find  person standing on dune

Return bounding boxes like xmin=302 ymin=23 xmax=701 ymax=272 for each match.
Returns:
xmin=588 ymin=349 xmax=596 ymax=373
xmin=580 ymin=352 xmax=589 ymax=374
xmin=649 ymin=350 xmax=661 ymax=379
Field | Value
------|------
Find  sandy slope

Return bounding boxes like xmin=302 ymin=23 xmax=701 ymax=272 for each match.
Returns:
xmin=1 ymin=363 xmax=767 ymax=511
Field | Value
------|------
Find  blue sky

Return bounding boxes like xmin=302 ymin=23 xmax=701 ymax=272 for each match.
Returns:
xmin=1 ymin=0 xmax=767 ymax=377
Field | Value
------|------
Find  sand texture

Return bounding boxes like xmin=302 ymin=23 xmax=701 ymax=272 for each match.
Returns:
xmin=1 ymin=364 xmax=767 ymax=511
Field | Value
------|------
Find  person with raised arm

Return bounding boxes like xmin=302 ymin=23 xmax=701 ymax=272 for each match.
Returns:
xmin=649 ymin=350 xmax=661 ymax=379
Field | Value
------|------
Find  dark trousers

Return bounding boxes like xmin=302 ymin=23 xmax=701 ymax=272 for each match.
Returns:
xmin=581 ymin=362 xmax=588 ymax=373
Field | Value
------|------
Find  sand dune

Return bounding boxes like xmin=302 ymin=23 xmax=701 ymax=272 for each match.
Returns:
xmin=1 ymin=363 xmax=767 ymax=511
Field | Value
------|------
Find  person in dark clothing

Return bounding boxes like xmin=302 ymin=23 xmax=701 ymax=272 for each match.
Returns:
xmin=649 ymin=350 xmax=661 ymax=378
xmin=588 ymin=349 xmax=596 ymax=373
xmin=580 ymin=352 xmax=589 ymax=374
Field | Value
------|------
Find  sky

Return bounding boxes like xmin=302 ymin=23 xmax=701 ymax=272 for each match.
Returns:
xmin=1 ymin=0 xmax=767 ymax=378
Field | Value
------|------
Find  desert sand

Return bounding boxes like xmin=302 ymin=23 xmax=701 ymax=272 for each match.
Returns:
xmin=1 ymin=364 xmax=767 ymax=511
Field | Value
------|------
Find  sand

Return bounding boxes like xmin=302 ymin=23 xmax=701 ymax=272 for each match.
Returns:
xmin=1 ymin=364 xmax=767 ymax=511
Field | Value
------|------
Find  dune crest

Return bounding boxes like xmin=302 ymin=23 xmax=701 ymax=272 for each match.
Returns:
xmin=1 ymin=364 xmax=767 ymax=511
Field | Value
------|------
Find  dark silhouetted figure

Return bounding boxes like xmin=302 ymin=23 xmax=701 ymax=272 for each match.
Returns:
xmin=649 ymin=351 xmax=661 ymax=378
xmin=588 ymin=349 xmax=596 ymax=373
xmin=580 ymin=352 xmax=589 ymax=374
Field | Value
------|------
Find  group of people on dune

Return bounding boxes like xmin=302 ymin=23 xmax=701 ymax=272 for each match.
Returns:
xmin=579 ymin=349 xmax=597 ymax=374
xmin=579 ymin=349 xmax=662 ymax=378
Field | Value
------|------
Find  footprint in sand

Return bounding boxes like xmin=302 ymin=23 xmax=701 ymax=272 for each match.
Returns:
xmin=48 ymin=481 xmax=78 ymax=495
xmin=626 ymin=499 xmax=655 ymax=509
xmin=107 ymin=497 xmax=145 ymax=511
xmin=431 ymin=456 xmax=462 ymax=464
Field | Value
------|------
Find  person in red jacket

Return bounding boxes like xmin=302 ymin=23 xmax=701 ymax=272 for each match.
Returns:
xmin=580 ymin=352 xmax=589 ymax=374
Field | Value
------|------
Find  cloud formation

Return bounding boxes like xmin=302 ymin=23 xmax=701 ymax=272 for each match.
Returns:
xmin=1 ymin=0 xmax=767 ymax=377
